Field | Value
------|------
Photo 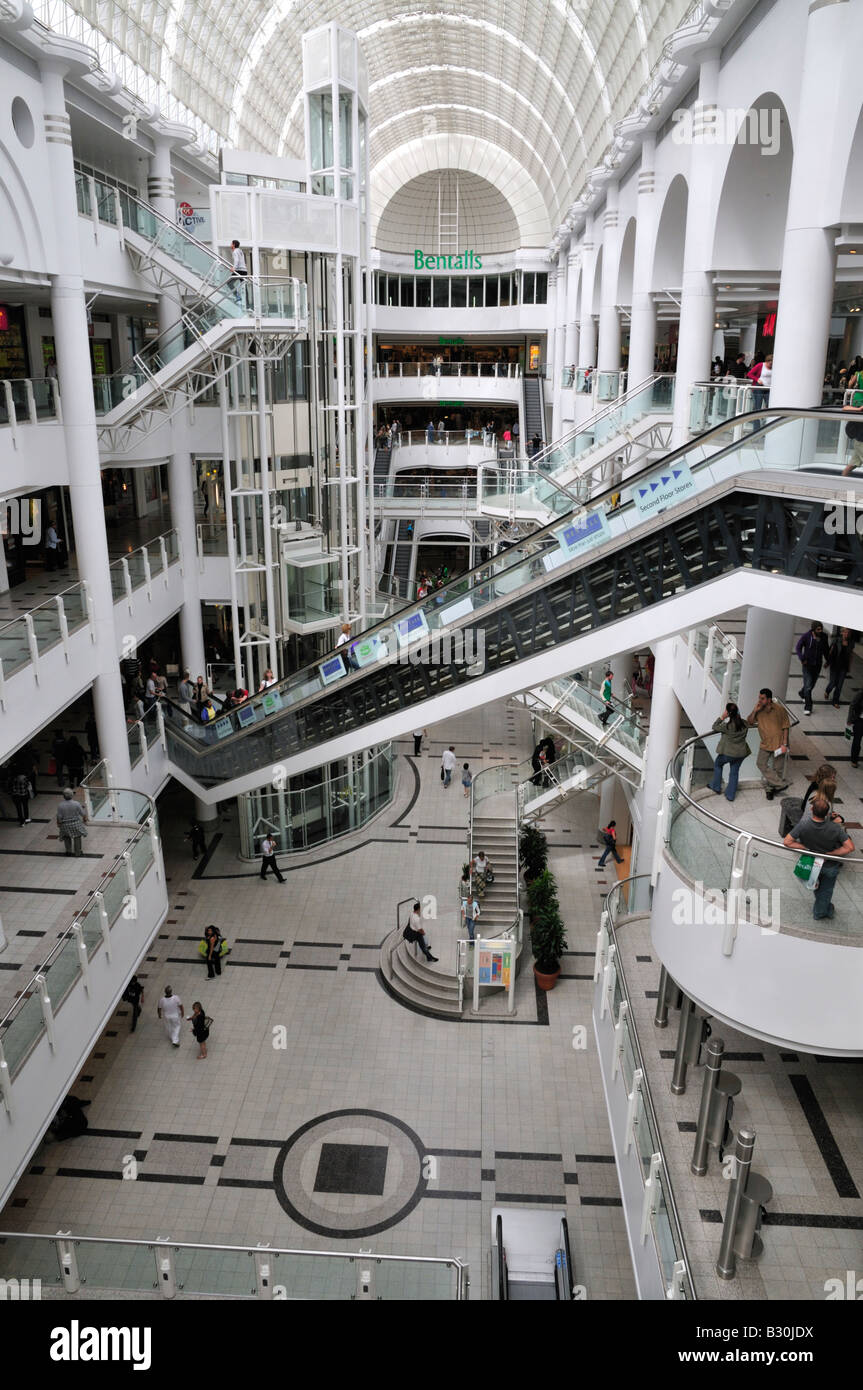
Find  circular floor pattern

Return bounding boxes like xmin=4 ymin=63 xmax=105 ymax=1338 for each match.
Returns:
xmin=273 ymin=1108 xmax=428 ymax=1238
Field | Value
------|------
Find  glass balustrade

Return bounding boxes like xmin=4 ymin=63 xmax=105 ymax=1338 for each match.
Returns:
xmin=538 ymin=375 xmax=675 ymax=478
xmin=667 ymin=738 xmax=863 ymax=938
xmin=689 ymin=381 xmax=756 ymax=433
xmin=479 ymin=467 xmax=577 ymax=520
xmin=602 ymin=876 xmax=694 ymax=1297
xmin=107 ymin=530 xmax=180 ymax=599
xmin=0 ymin=802 xmax=159 ymax=1081
xmin=0 ymin=1232 xmax=467 ymax=1299
xmin=161 ymin=409 xmax=848 ymax=781
xmin=0 ymin=583 xmax=89 ymax=678
xmin=541 ymin=677 xmax=647 ymax=758
xmin=520 ymin=745 xmax=599 ymax=810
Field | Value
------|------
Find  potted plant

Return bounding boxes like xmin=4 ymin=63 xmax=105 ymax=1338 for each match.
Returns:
xmin=519 ymin=825 xmax=548 ymax=884
xmin=530 ymin=903 xmax=567 ymax=990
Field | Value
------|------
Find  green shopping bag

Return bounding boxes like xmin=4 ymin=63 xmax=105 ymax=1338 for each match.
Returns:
xmin=793 ymin=853 xmax=823 ymax=889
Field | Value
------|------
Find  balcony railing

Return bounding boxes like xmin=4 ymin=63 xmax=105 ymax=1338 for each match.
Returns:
xmin=0 ymin=791 xmax=161 ymax=1082
xmin=666 ymin=732 xmax=859 ymax=938
xmin=108 ymin=529 xmax=181 ymax=603
xmin=0 ymin=377 xmax=62 ymax=429
xmin=689 ymin=381 xmax=759 ymax=433
xmin=0 ymin=1229 xmax=469 ymax=1299
xmin=374 ymin=361 xmax=521 ymax=380
xmin=595 ymin=874 xmax=695 ymax=1299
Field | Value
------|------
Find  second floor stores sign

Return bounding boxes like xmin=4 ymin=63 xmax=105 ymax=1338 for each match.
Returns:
xmin=414 ymin=249 xmax=483 ymax=270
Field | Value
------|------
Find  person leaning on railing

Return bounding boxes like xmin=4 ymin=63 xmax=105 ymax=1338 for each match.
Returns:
xmin=783 ymin=798 xmax=855 ymax=922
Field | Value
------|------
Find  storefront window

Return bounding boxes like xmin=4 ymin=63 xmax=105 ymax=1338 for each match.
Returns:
xmin=433 ymin=278 xmax=449 ymax=308
xmin=416 ymin=277 xmax=431 ymax=308
xmin=450 ymin=278 xmax=467 ymax=308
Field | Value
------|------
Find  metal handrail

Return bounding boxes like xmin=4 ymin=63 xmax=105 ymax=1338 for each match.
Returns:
xmin=603 ymin=873 xmax=697 ymax=1300
xmin=0 ymin=1228 xmax=469 ymax=1298
xmin=668 ymin=731 xmax=858 ymax=864
xmin=0 ymin=579 xmax=86 ymax=639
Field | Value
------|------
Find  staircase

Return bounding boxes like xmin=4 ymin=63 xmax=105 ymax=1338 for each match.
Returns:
xmin=380 ymin=929 xmax=462 ymax=1018
xmin=392 ymin=518 xmax=415 ymax=592
xmin=471 ymin=814 xmax=520 ymax=937
xmin=523 ymin=374 xmax=545 ymax=447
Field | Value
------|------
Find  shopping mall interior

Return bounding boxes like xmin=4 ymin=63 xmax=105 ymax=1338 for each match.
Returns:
xmin=0 ymin=0 xmax=862 ymax=1316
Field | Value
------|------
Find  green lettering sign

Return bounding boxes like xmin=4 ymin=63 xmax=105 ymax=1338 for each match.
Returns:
xmin=411 ymin=250 xmax=482 ymax=271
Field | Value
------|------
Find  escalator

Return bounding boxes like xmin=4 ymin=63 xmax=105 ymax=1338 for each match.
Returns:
xmin=523 ymin=373 xmax=545 ymax=445
xmin=494 ymin=1209 xmax=576 ymax=1299
xmin=162 ymin=410 xmax=861 ymax=798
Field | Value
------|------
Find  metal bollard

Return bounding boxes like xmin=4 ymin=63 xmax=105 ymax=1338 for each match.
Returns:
xmin=691 ymin=1039 xmax=741 ymax=1176
xmin=654 ymin=966 xmax=672 ymax=1028
xmin=716 ymin=1129 xmax=773 ymax=1280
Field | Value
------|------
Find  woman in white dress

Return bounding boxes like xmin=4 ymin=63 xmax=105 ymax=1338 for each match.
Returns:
xmin=157 ymin=986 xmax=184 ymax=1047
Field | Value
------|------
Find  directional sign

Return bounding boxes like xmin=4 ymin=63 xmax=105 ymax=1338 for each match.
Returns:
xmin=628 ymin=461 xmax=695 ymax=517
xmin=555 ymin=507 xmax=611 ymax=559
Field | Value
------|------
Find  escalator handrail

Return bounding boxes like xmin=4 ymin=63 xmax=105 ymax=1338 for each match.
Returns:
xmin=162 ymin=407 xmax=846 ymax=757
xmin=495 ymin=1213 xmax=508 ymax=1301
xmin=560 ymin=1216 xmax=574 ymax=1300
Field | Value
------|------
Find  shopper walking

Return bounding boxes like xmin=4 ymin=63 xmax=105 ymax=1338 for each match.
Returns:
xmin=412 ymin=727 xmax=426 ymax=757
xmin=461 ymin=762 xmax=473 ymax=798
xmin=461 ymin=892 xmax=481 ymax=940
xmin=783 ymin=800 xmax=855 ymax=921
xmin=189 ymin=1002 xmax=210 ymax=1060
xmin=157 ymin=986 xmax=184 ymax=1047
xmin=795 ymin=621 xmax=829 ymax=715
xmin=709 ymin=703 xmax=750 ymax=802
xmin=598 ymin=669 xmax=615 ymax=726
xmin=260 ymin=832 xmax=285 ymax=883
xmin=178 ymin=670 xmax=196 ymax=715
xmin=185 ymin=818 xmax=207 ymax=859
xmin=825 ymin=628 xmax=855 ymax=708
xmin=230 ymin=240 xmax=248 ymax=305
xmin=441 ymin=745 xmax=457 ymax=788
xmin=596 ymin=821 xmax=624 ymax=869
xmin=746 ymin=688 xmax=791 ymax=799
xmin=122 ymin=975 xmax=144 ymax=1032
xmin=10 ymin=767 xmax=33 ymax=825
xmin=848 ymin=688 xmax=863 ymax=767
xmin=56 ymin=788 xmax=88 ymax=856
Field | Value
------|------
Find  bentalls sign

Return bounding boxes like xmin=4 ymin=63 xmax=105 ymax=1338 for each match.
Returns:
xmin=413 ymin=250 xmax=482 ymax=270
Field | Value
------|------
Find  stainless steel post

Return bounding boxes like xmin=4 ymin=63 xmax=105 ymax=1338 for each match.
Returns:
xmin=716 ymin=1128 xmax=755 ymax=1280
xmin=692 ymin=1038 xmax=724 ymax=1175
xmin=654 ymin=964 xmax=671 ymax=1028
xmin=670 ymin=995 xmax=695 ymax=1095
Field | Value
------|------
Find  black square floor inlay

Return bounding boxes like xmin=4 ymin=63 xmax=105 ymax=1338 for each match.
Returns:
xmin=314 ymin=1142 xmax=388 ymax=1196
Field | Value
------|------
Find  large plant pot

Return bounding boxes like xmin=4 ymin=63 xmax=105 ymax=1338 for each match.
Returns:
xmin=534 ymin=963 xmax=560 ymax=991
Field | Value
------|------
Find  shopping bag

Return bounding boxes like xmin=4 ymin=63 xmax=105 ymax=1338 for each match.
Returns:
xmin=793 ymin=853 xmax=824 ymax=889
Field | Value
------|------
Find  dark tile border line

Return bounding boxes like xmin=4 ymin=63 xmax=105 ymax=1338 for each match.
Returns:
xmin=217 ymin=1178 xmax=275 ymax=1190
xmin=574 ymin=1154 xmax=616 ymax=1163
xmin=138 ymin=1174 xmax=206 ymax=1186
xmin=495 ymin=1150 xmax=563 ymax=1161
xmin=86 ymin=1127 xmax=142 ymax=1139
xmin=152 ymin=1131 xmax=219 ymax=1144
xmin=293 ymin=940 xmax=343 ymax=948
xmin=236 ymin=937 xmax=286 ymax=946
xmin=390 ymin=755 xmax=421 ymax=828
xmin=55 ymin=1167 xmax=122 ymax=1180
xmin=788 ymin=1074 xmax=860 ymax=1198
xmin=700 ymin=1209 xmax=863 ymax=1230
xmin=229 ymin=1137 xmax=284 ymax=1147
xmin=495 ymin=1193 xmax=568 ymax=1205
xmin=285 ymin=962 xmax=338 ymax=972
xmin=423 ymin=1189 xmax=482 ymax=1201
xmin=579 ymin=1196 xmax=623 ymax=1207
xmin=434 ymin=1148 xmax=483 ymax=1158
xmin=0 ymin=884 xmax=76 ymax=895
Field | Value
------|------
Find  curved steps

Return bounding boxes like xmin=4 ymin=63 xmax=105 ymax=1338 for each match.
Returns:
xmin=379 ymin=928 xmax=463 ymax=1018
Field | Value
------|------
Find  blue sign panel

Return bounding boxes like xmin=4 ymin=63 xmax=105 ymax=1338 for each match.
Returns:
xmin=319 ymin=655 xmax=347 ymax=686
xmin=395 ymin=609 xmax=430 ymax=648
xmin=555 ymin=507 xmax=611 ymax=558
xmin=629 ymin=462 xmax=695 ymax=517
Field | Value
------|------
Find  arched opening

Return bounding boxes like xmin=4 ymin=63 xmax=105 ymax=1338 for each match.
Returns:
xmin=617 ymin=217 xmax=637 ymax=307
xmin=712 ymin=95 xmax=793 ymax=270
xmin=651 ymin=175 xmax=687 ymax=292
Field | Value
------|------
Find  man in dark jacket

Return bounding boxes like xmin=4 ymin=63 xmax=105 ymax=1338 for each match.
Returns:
xmin=848 ymin=688 xmax=863 ymax=768
xmin=795 ymin=621 xmax=829 ymax=715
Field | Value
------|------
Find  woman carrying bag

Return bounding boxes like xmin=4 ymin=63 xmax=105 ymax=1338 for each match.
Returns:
xmin=189 ymin=1002 xmax=212 ymax=1060
xmin=198 ymin=924 xmax=229 ymax=979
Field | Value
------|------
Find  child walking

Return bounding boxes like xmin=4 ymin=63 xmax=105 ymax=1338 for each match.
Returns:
xmin=462 ymin=762 xmax=473 ymax=798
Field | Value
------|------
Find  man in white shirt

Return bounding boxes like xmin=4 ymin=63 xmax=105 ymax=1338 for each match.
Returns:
xmin=230 ymin=240 xmax=248 ymax=306
xmin=441 ymin=745 xmax=457 ymax=788
xmin=409 ymin=901 xmax=437 ymax=962
xmin=157 ymin=986 xmax=184 ymax=1047
xmin=260 ymin=833 xmax=285 ymax=883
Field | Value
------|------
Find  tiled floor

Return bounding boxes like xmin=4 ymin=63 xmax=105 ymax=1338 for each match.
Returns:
xmin=0 ymin=698 xmax=637 ymax=1300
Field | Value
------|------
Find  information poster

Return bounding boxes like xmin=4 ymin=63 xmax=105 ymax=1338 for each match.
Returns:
xmin=555 ymin=508 xmax=611 ymax=559
xmin=319 ymin=654 xmax=346 ymax=686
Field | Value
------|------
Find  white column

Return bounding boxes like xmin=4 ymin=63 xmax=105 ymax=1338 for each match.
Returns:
xmin=576 ymin=215 xmax=598 ymax=423
xmin=738 ymin=608 xmax=795 ymax=716
xmin=628 ymin=136 xmax=659 ymax=390
xmin=549 ymin=261 xmax=563 ymax=440
xmin=770 ymin=3 xmax=849 ymax=406
xmin=670 ymin=53 xmax=722 ymax=446
xmin=634 ymin=637 xmax=680 ymax=875
xmin=563 ymin=248 xmax=580 ymax=368
xmin=41 ymin=61 xmax=132 ymax=783
xmin=597 ymin=182 xmax=622 ymax=373
xmin=148 ymin=136 xmax=180 ymax=339
xmin=169 ymin=450 xmax=206 ymax=678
